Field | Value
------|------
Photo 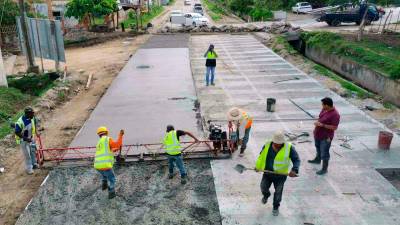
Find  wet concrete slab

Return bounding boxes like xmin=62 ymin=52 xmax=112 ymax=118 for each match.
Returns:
xmin=70 ymin=47 xmax=201 ymax=148
xmin=189 ymin=34 xmax=400 ymax=225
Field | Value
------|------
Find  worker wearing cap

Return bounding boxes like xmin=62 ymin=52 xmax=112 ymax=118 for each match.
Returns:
xmin=163 ymin=125 xmax=199 ymax=185
xmin=94 ymin=126 xmax=124 ymax=199
xmin=255 ymin=131 xmax=300 ymax=216
xmin=227 ymin=107 xmax=253 ymax=157
xmin=15 ymin=107 xmax=39 ymax=175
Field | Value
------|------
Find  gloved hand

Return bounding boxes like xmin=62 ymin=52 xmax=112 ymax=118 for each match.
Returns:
xmin=120 ymin=129 xmax=125 ymax=136
xmin=288 ymin=170 xmax=298 ymax=177
xmin=23 ymin=137 xmax=32 ymax=143
xmin=238 ymin=139 xmax=243 ymax=145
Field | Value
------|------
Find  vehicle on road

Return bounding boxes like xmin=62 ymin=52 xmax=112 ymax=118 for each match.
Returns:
xmin=193 ymin=4 xmax=204 ymax=15
xmin=317 ymin=4 xmax=380 ymax=26
xmin=292 ymin=2 xmax=312 ymax=14
xmin=194 ymin=3 xmax=202 ymax=7
xmin=184 ymin=0 xmax=191 ymax=5
xmin=170 ymin=10 xmax=183 ymax=22
xmin=185 ymin=13 xmax=209 ymax=26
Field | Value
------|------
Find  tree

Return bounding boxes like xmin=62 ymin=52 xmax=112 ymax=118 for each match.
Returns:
xmin=0 ymin=0 xmax=21 ymax=26
xmin=65 ymin=0 xmax=118 ymax=23
xmin=228 ymin=0 xmax=253 ymax=16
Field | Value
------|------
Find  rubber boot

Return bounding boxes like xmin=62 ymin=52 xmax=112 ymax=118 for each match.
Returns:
xmin=308 ymin=156 xmax=321 ymax=164
xmin=108 ymin=191 xmax=116 ymax=199
xmin=102 ymin=181 xmax=108 ymax=190
xmin=316 ymin=160 xmax=328 ymax=175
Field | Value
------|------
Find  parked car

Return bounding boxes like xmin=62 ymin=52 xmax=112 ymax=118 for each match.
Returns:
xmin=193 ymin=6 xmax=204 ymax=15
xmin=184 ymin=0 xmax=191 ymax=5
xmin=292 ymin=2 xmax=312 ymax=14
xmin=194 ymin=3 xmax=202 ymax=7
xmin=170 ymin=10 xmax=183 ymax=22
xmin=185 ymin=13 xmax=208 ymax=26
xmin=317 ymin=4 xmax=380 ymax=26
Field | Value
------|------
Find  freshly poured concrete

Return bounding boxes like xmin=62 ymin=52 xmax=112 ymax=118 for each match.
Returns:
xmin=190 ymin=34 xmax=400 ymax=225
xmin=70 ymin=47 xmax=201 ymax=150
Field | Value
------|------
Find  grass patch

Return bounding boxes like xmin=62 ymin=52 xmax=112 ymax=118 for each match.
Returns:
xmin=272 ymin=35 xmax=298 ymax=55
xmin=314 ymin=64 xmax=373 ymax=98
xmin=7 ymin=73 xmax=59 ymax=96
xmin=202 ymin=0 xmax=227 ymax=22
xmin=0 ymin=87 xmax=31 ymax=139
xmin=302 ymin=32 xmax=400 ymax=79
xmin=122 ymin=6 xmax=164 ymax=29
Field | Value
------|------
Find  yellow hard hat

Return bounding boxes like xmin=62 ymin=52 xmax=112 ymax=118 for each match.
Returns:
xmin=97 ymin=126 xmax=108 ymax=135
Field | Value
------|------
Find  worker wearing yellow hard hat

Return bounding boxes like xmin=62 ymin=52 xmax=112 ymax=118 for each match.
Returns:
xmin=94 ymin=126 xmax=124 ymax=199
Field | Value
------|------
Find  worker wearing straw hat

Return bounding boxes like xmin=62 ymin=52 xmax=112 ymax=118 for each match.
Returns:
xmin=227 ymin=107 xmax=253 ymax=157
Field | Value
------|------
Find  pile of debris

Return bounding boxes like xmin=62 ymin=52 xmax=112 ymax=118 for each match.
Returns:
xmin=157 ymin=22 xmax=300 ymax=34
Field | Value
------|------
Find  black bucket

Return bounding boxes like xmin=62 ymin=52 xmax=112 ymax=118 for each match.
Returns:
xmin=266 ymin=98 xmax=276 ymax=112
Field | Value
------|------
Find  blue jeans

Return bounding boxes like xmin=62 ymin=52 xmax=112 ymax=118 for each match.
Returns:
xmin=98 ymin=169 xmax=116 ymax=192
xmin=315 ymin=139 xmax=332 ymax=160
xmin=240 ymin=127 xmax=251 ymax=153
xmin=168 ymin=155 xmax=187 ymax=177
xmin=205 ymin=66 xmax=216 ymax=85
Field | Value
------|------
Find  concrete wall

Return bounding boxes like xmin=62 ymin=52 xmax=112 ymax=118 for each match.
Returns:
xmin=305 ymin=45 xmax=400 ymax=107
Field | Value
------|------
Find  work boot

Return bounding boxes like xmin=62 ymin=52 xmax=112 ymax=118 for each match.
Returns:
xmin=102 ymin=181 xmax=108 ymax=190
xmin=272 ymin=208 xmax=279 ymax=216
xmin=308 ymin=156 xmax=321 ymax=164
xmin=261 ymin=196 xmax=268 ymax=204
xmin=181 ymin=176 xmax=187 ymax=185
xmin=26 ymin=170 xmax=34 ymax=175
xmin=32 ymin=164 xmax=39 ymax=169
xmin=168 ymin=173 xmax=174 ymax=179
xmin=316 ymin=160 xmax=329 ymax=175
xmin=108 ymin=191 xmax=116 ymax=199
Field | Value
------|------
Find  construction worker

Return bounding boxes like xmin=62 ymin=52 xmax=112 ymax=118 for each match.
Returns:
xmin=227 ymin=107 xmax=253 ymax=157
xmin=15 ymin=107 xmax=38 ymax=175
xmin=94 ymin=126 xmax=124 ymax=199
xmin=163 ymin=125 xmax=199 ymax=184
xmin=255 ymin=131 xmax=300 ymax=216
xmin=204 ymin=44 xmax=218 ymax=86
xmin=308 ymin=97 xmax=340 ymax=175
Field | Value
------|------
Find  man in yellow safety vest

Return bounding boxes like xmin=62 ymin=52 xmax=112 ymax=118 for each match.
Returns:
xmin=94 ymin=126 xmax=124 ymax=199
xmin=163 ymin=125 xmax=199 ymax=185
xmin=255 ymin=131 xmax=300 ymax=216
xmin=15 ymin=107 xmax=38 ymax=175
xmin=227 ymin=107 xmax=253 ymax=157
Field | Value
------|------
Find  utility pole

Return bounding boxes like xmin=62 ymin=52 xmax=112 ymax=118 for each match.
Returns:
xmin=0 ymin=47 xmax=8 ymax=87
xmin=18 ymin=0 xmax=39 ymax=73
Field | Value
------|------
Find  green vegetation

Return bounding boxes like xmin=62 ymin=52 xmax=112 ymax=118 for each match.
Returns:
xmin=302 ymin=32 xmax=400 ymax=79
xmin=0 ymin=0 xmax=44 ymax=26
xmin=314 ymin=64 xmax=374 ymax=98
xmin=0 ymin=73 xmax=59 ymax=139
xmin=122 ymin=6 xmax=164 ymax=29
xmin=65 ymin=0 xmax=118 ymax=25
xmin=202 ymin=0 xmax=227 ymax=21
xmin=272 ymin=35 xmax=298 ymax=55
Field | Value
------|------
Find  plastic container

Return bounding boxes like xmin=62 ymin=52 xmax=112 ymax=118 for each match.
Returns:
xmin=378 ymin=131 xmax=393 ymax=150
xmin=266 ymin=98 xmax=276 ymax=112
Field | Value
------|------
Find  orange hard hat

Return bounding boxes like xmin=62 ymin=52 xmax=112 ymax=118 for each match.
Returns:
xmin=97 ymin=126 xmax=108 ymax=135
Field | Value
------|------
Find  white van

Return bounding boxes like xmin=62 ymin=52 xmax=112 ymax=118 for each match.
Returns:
xmin=292 ymin=2 xmax=312 ymax=14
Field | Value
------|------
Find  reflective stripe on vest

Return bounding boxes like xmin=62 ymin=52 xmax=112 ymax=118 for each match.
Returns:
xmin=94 ymin=136 xmax=114 ymax=170
xmin=15 ymin=116 xmax=36 ymax=144
xmin=207 ymin=51 xmax=217 ymax=59
xmin=163 ymin=130 xmax=182 ymax=155
xmin=255 ymin=141 xmax=292 ymax=174
xmin=242 ymin=112 xmax=253 ymax=129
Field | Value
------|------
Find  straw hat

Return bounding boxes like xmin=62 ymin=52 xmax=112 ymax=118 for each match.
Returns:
xmin=272 ymin=131 xmax=285 ymax=144
xmin=227 ymin=107 xmax=243 ymax=121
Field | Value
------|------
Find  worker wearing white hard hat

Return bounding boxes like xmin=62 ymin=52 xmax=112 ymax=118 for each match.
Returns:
xmin=227 ymin=107 xmax=253 ymax=157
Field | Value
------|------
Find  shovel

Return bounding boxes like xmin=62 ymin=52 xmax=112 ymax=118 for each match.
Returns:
xmin=234 ymin=164 xmax=291 ymax=176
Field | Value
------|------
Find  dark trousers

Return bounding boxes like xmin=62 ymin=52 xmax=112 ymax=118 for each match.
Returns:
xmin=239 ymin=127 xmax=251 ymax=153
xmin=97 ymin=169 xmax=116 ymax=193
xmin=315 ymin=138 xmax=332 ymax=160
xmin=260 ymin=173 xmax=287 ymax=209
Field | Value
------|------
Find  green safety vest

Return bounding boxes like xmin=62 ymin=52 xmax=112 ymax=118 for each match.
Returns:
xmin=255 ymin=141 xmax=292 ymax=174
xmin=94 ymin=136 xmax=114 ymax=170
xmin=207 ymin=51 xmax=217 ymax=59
xmin=163 ymin=130 xmax=182 ymax=155
xmin=15 ymin=116 xmax=36 ymax=145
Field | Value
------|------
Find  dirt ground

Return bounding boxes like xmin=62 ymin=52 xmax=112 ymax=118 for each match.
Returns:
xmin=0 ymin=35 xmax=150 ymax=225
xmin=15 ymin=160 xmax=221 ymax=225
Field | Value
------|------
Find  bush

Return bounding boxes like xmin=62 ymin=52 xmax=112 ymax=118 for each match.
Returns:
xmin=7 ymin=73 xmax=59 ymax=96
xmin=389 ymin=63 xmax=400 ymax=79
xmin=0 ymin=87 xmax=30 ymax=122
xmin=250 ymin=8 xmax=273 ymax=21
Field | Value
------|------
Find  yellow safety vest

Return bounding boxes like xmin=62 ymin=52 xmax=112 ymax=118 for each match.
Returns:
xmin=163 ymin=130 xmax=182 ymax=155
xmin=94 ymin=136 xmax=114 ymax=170
xmin=207 ymin=51 xmax=217 ymax=59
xmin=255 ymin=141 xmax=292 ymax=174
xmin=15 ymin=116 xmax=36 ymax=145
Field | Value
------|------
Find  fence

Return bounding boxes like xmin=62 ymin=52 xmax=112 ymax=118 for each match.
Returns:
xmin=0 ymin=25 xmax=19 ymax=52
xmin=363 ymin=7 xmax=400 ymax=34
